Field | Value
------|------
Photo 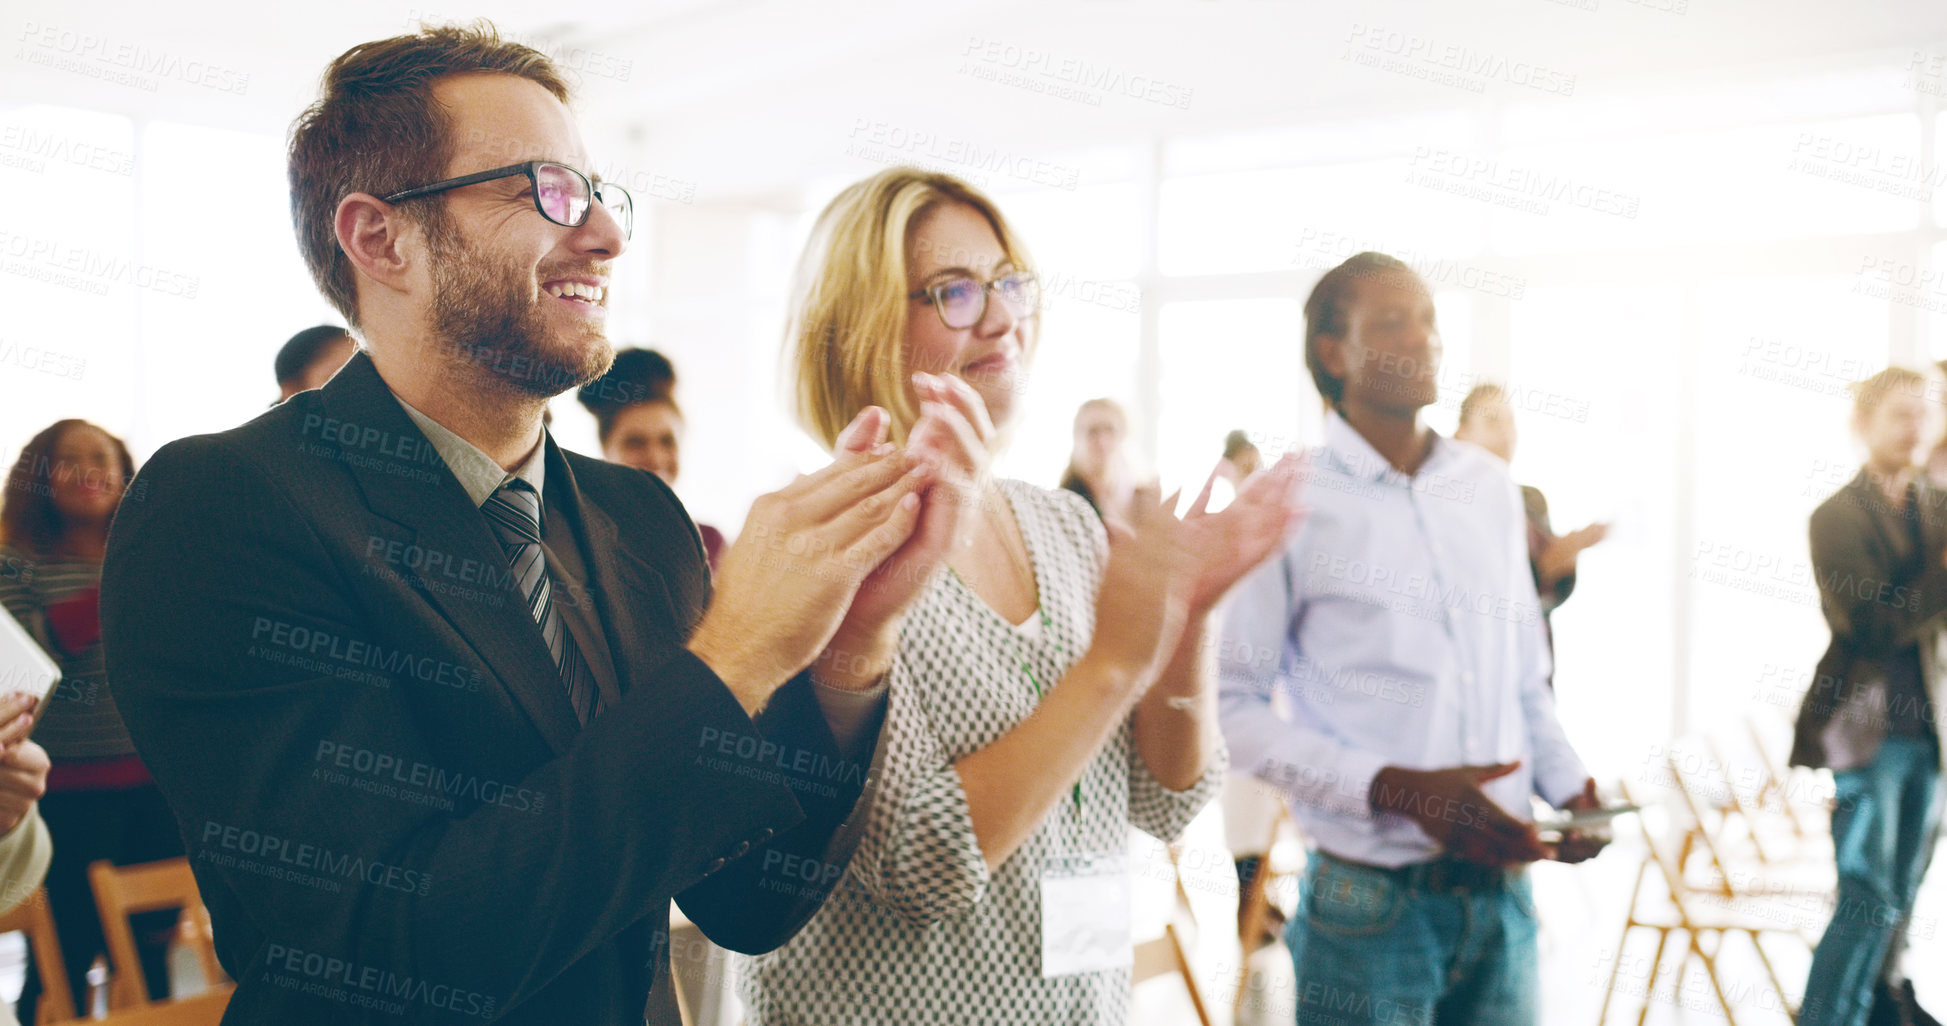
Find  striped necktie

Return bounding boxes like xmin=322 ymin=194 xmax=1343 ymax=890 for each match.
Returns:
xmin=482 ymin=479 xmax=603 ymax=725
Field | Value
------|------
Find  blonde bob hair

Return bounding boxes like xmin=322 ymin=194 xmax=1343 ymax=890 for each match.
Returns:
xmin=787 ymin=167 xmax=1038 ymax=449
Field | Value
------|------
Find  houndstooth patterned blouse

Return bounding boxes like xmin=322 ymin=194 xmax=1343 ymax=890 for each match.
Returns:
xmin=736 ymin=479 xmax=1225 ymax=1025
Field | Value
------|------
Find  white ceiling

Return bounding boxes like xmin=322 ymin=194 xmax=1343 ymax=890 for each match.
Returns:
xmin=6 ymin=0 xmax=1946 ymax=203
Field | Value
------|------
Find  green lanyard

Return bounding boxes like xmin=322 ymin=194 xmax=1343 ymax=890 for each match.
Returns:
xmin=952 ymin=569 xmax=1081 ymax=813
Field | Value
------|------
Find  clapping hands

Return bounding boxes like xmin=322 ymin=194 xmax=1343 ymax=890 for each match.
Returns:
xmin=1178 ymin=449 xmax=1310 ymax=616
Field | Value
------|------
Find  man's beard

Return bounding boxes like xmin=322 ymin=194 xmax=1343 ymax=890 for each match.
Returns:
xmin=424 ymin=222 xmax=613 ymax=400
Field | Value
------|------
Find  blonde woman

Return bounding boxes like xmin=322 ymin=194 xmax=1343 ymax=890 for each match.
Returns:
xmin=1059 ymin=397 xmax=1140 ymax=525
xmin=735 ymin=167 xmax=1305 ymax=1023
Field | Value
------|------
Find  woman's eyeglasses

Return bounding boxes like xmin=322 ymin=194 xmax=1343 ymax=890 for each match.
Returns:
xmin=908 ymin=271 xmax=1039 ymax=330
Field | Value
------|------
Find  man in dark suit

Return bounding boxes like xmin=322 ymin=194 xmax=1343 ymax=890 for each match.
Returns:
xmin=99 ymin=23 xmax=992 ymax=1026
xmin=1791 ymin=366 xmax=1946 ymax=1026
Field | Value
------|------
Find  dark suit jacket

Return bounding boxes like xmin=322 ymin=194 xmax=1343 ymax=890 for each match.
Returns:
xmin=101 ymin=352 xmax=885 ymax=1025
xmin=1790 ymin=468 xmax=1947 ymax=771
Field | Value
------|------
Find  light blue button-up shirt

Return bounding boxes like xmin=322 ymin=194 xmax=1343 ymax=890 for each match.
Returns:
xmin=1217 ymin=410 xmax=1590 ymax=867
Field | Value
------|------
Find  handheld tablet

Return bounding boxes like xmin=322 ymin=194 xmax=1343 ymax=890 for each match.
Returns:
xmin=1536 ymin=803 xmax=1641 ymax=843
xmin=0 ymin=611 xmax=61 ymax=708
xmin=1554 ymin=804 xmax=1641 ymax=829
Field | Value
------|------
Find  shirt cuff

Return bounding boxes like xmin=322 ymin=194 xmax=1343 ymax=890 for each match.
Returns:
xmin=811 ymin=675 xmax=890 ymax=757
xmin=1329 ymin=745 xmax=1392 ymax=821
xmin=1533 ymin=754 xmax=1593 ymax=809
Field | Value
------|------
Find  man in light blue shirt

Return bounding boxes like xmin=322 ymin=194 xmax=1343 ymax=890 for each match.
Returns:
xmin=1218 ymin=251 xmax=1606 ymax=1026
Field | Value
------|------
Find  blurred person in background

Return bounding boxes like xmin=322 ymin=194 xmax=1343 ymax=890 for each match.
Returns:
xmin=1059 ymin=397 xmax=1145 ymax=527
xmin=738 ymin=166 xmax=1305 ymax=1025
xmin=1220 ymin=252 xmax=1608 ymax=1026
xmin=1923 ymin=359 xmax=1947 ymax=490
xmin=583 ymin=345 xmax=674 ymax=404
xmin=1792 ymin=366 xmax=1946 ymax=1026
xmin=1208 ymin=429 xmax=1265 ymax=514
xmin=0 ymin=419 xmax=177 ymax=1020
xmin=273 ymin=324 xmax=358 ymax=403
xmin=1220 ymin=429 xmax=1261 ymax=484
xmin=577 ymin=348 xmax=723 ymax=570
xmin=1454 ymin=383 xmax=1607 ymax=684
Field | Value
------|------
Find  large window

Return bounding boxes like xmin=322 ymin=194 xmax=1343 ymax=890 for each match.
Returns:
xmin=1156 ymin=298 xmax=1306 ymax=492
xmin=1688 ymin=276 xmax=1889 ymax=733
xmin=0 ymin=110 xmax=337 ymax=469
xmin=1507 ymin=286 xmax=1683 ymax=772
xmin=0 ymin=106 xmax=139 ymax=461
xmin=990 ymin=181 xmax=1143 ymax=487
xmin=1129 ymin=57 xmax=1939 ymax=776
xmin=137 ymin=120 xmax=339 ymax=446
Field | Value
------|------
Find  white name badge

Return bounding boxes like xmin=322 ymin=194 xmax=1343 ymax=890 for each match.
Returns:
xmin=1039 ymin=852 xmax=1133 ymax=978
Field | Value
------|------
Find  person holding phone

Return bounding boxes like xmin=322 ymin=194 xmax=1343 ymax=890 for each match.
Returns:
xmin=1218 ymin=252 xmax=1607 ymax=1026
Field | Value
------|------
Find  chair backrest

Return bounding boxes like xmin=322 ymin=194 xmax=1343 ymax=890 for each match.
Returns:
xmin=1661 ymin=748 xmax=1746 ymax=894
xmin=83 ymin=985 xmax=232 ymax=1026
xmin=86 ymin=858 xmax=224 ymax=1009
xmin=1619 ymin=777 xmax=1707 ymax=921
xmin=1130 ymin=844 xmax=1213 ymax=1026
xmin=0 ymin=888 xmax=76 ymax=1024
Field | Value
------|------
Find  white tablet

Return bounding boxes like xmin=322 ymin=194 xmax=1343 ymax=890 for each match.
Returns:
xmin=0 ymin=611 xmax=60 ymax=707
xmin=1536 ymin=803 xmax=1641 ymax=843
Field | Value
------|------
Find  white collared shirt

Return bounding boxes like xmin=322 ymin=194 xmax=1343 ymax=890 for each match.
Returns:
xmin=391 ymin=396 xmax=546 ymax=511
xmin=1217 ymin=410 xmax=1589 ymax=867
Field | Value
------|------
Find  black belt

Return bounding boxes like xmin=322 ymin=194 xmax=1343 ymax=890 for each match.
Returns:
xmin=1317 ymin=850 xmax=1518 ymax=894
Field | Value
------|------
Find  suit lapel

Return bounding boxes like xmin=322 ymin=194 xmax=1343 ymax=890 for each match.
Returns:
xmin=1918 ymin=476 xmax=1947 ymax=557
xmin=544 ymin=449 xmax=687 ymax=700
xmin=1913 ymin=477 xmax=1947 ymax=727
xmin=1846 ymin=469 xmax=1906 ymax=567
xmin=317 ymin=351 xmax=580 ymax=753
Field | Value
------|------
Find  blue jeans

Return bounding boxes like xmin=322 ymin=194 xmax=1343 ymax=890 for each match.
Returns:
xmin=1800 ymin=736 xmax=1942 ymax=1026
xmin=1286 ymin=851 xmax=1538 ymax=1026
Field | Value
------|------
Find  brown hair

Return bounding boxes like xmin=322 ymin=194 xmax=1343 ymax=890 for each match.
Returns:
xmin=1 ymin=420 xmax=136 ymax=555
xmin=1303 ymin=251 xmax=1416 ymax=409
xmin=590 ymin=396 xmax=683 ymax=447
xmin=288 ymin=22 xmax=572 ymax=327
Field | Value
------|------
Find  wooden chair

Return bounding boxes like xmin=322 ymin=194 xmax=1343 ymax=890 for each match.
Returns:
xmin=664 ymin=918 xmax=698 ymax=1025
xmin=74 ymin=985 xmax=233 ymax=1025
xmin=1131 ymin=843 xmax=1214 ymax=1026
xmin=86 ymin=858 xmax=226 ymax=1010
xmin=1662 ymin=747 xmax=1832 ymax=950
xmin=1596 ymin=778 xmax=1807 ymax=1026
xmin=1743 ymin=715 xmax=1829 ymax=849
xmin=0 ymin=887 xmax=76 ymax=1024
xmin=1232 ymin=806 xmax=1304 ymax=1015
xmin=1693 ymin=733 xmax=1827 ymax=876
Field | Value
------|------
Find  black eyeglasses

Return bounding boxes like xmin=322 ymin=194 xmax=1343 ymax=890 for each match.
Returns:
xmin=908 ymin=270 xmax=1039 ymax=330
xmin=382 ymin=160 xmax=633 ymax=240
